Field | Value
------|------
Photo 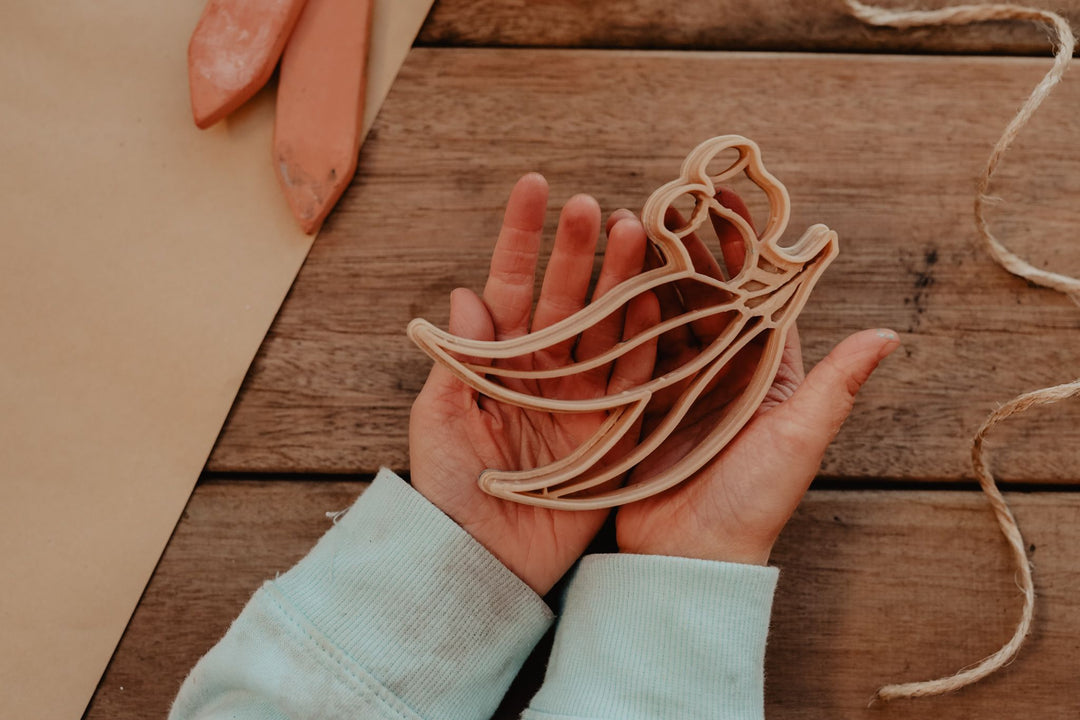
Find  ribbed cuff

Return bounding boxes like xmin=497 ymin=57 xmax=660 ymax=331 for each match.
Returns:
xmin=525 ymin=553 xmax=778 ymax=720
xmin=273 ymin=468 xmax=554 ymax=719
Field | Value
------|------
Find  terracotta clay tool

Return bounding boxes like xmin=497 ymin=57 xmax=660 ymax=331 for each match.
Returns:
xmin=409 ymin=135 xmax=839 ymax=509
xmin=274 ymin=0 xmax=374 ymax=234
xmin=188 ymin=0 xmax=309 ymax=129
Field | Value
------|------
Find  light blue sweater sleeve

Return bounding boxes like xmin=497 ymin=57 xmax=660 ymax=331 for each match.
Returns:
xmin=524 ymin=555 xmax=778 ymax=720
xmin=170 ymin=469 xmax=778 ymax=720
xmin=170 ymin=468 xmax=554 ymax=720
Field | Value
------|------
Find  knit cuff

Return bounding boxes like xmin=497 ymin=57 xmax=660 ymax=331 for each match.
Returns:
xmin=273 ymin=468 xmax=554 ymax=719
xmin=525 ymin=553 xmax=778 ymax=720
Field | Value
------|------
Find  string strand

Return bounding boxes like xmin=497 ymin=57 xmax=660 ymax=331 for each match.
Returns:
xmin=846 ymin=0 xmax=1080 ymax=701
xmin=847 ymin=0 xmax=1079 ymax=303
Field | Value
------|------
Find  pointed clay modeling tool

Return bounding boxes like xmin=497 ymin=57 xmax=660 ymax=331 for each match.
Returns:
xmin=409 ymin=136 xmax=839 ymax=509
xmin=188 ymin=0 xmax=309 ymax=129
xmin=274 ymin=0 xmax=374 ymax=234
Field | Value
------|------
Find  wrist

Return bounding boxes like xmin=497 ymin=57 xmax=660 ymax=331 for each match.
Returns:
xmin=618 ymin=532 xmax=773 ymax=566
xmin=458 ymin=517 xmax=561 ymax=596
xmin=410 ymin=467 xmax=569 ymax=596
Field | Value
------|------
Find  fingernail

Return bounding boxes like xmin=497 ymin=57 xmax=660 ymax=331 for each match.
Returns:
xmin=875 ymin=328 xmax=901 ymax=358
xmin=449 ymin=287 xmax=469 ymax=311
xmin=568 ymin=193 xmax=600 ymax=209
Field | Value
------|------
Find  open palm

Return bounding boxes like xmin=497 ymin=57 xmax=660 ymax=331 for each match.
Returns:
xmin=617 ymin=192 xmax=898 ymax=564
xmin=410 ymin=173 xmax=658 ymax=594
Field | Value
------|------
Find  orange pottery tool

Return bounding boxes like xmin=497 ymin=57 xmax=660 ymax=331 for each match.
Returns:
xmin=188 ymin=0 xmax=309 ymax=129
xmin=409 ymin=136 xmax=839 ymax=509
xmin=273 ymin=0 xmax=374 ymax=234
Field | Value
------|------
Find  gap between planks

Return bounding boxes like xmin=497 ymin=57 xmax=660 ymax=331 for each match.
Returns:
xmin=416 ymin=0 xmax=1080 ymax=57
xmin=197 ymin=472 xmax=1080 ymax=493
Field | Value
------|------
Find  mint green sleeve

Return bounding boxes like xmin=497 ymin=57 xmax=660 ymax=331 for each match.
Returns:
xmin=524 ymin=554 xmax=779 ymax=720
xmin=169 ymin=468 xmax=554 ymax=720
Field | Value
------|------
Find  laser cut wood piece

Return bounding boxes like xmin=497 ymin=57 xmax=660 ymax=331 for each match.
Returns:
xmin=408 ymin=135 xmax=839 ymax=509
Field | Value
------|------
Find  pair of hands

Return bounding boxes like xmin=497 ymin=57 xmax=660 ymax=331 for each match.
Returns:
xmin=410 ymin=173 xmax=899 ymax=595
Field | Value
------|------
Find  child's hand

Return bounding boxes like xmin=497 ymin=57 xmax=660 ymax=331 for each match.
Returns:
xmin=616 ymin=326 xmax=897 ymax=565
xmin=409 ymin=173 xmax=659 ymax=595
xmin=616 ymin=193 xmax=899 ymax=565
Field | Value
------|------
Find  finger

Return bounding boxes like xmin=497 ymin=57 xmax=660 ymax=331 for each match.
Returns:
xmin=449 ymin=288 xmax=496 ymax=365
xmin=577 ymin=291 xmax=660 ymax=494
xmin=666 ymin=206 xmax=732 ymax=345
xmin=590 ymin=217 xmax=648 ymax=316
xmin=646 ymin=216 xmax=699 ymax=400
xmin=605 ymin=207 xmax=637 ymax=236
xmin=783 ymin=323 xmax=805 ymax=383
xmin=576 ymin=216 xmax=649 ymax=388
xmin=483 ymin=173 xmax=548 ymax=339
xmin=653 ymin=208 xmax=695 ymax=342
xmin=667 ymin=206 xmax=725 ymax=280
xmin=603 ymin=292 xmax=661 ymax=479
xmin=765 ymin=328 xmax=900 ymax=471
xmin=531 ymin=193 xmax=602 ymax=362
xmin=608 ymin=291 xmax=661 ymax=394
xmin=688 ymin=341 xmax=766 ymax=424
xmin=647 ymin=241 xmax=687 ymax=322
xmin=712 ymin=187 xmax=753 ymax=278
xmin=755 ymin=323 xmax=807 ymax=413
xmin=665 ymin=190 xmax=753 ymax=281
xmin=420 ymin=287 xmax=496 ymax=402
xmin=612 ymin=291 xmax=665 ymax=442
xmin=690 ymin=321 xmax=807 ymax=423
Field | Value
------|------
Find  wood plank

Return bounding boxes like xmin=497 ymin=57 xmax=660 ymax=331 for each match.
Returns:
xmin=84 ymin=480 xmax=1080 ymax=718
xmin=418 ymin=0 xmax=1080 ymax=55
xmin=207 ymin=49 xmax=1080 ymax=481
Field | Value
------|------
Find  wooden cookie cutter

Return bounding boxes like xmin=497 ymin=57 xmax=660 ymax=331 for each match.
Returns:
xmin=408 ymin=135 xmax=839 ymax=509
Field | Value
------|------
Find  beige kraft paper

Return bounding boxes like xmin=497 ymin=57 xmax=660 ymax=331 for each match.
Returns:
xmin=0 ymin=0 xmax=434 ymax=717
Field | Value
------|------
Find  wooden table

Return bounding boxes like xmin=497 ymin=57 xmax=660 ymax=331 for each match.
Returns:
xmin=85 ymin=2 xmax=1080 ymax=717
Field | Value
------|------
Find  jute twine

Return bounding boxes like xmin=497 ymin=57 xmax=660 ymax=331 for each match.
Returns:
xmin=846 ymin=0 xmax=1080 ymax=702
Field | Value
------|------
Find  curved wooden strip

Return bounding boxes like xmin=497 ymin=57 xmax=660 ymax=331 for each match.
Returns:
xmin=463 ymin=301 xmax=740 ymax=380
xmin=417 ymin=0 xmax=1080 ymax=56
xmin=478 ymin=397 xmax=648 ymax=495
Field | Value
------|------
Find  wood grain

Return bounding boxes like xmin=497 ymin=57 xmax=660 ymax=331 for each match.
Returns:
xmin=418 ymin=0 xmax=1080 ymax=55
xmin=83 ymin=479 xmax=1080 ymax=718
xmin=206 ymin=48 xmax=1080 ymax=482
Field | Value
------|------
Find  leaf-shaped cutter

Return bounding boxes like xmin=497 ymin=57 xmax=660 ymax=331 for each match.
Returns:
xmin=408 ymin=135 xmax=840 ymax=509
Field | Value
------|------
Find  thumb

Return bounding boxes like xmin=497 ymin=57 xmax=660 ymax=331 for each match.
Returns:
xmin=767 ymin=328 xmax=900 ymax=464
xmin=420 ymin=287 xmax=495 ymax=400
xmin=448 ymin=287 xmax=496 ymax=356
